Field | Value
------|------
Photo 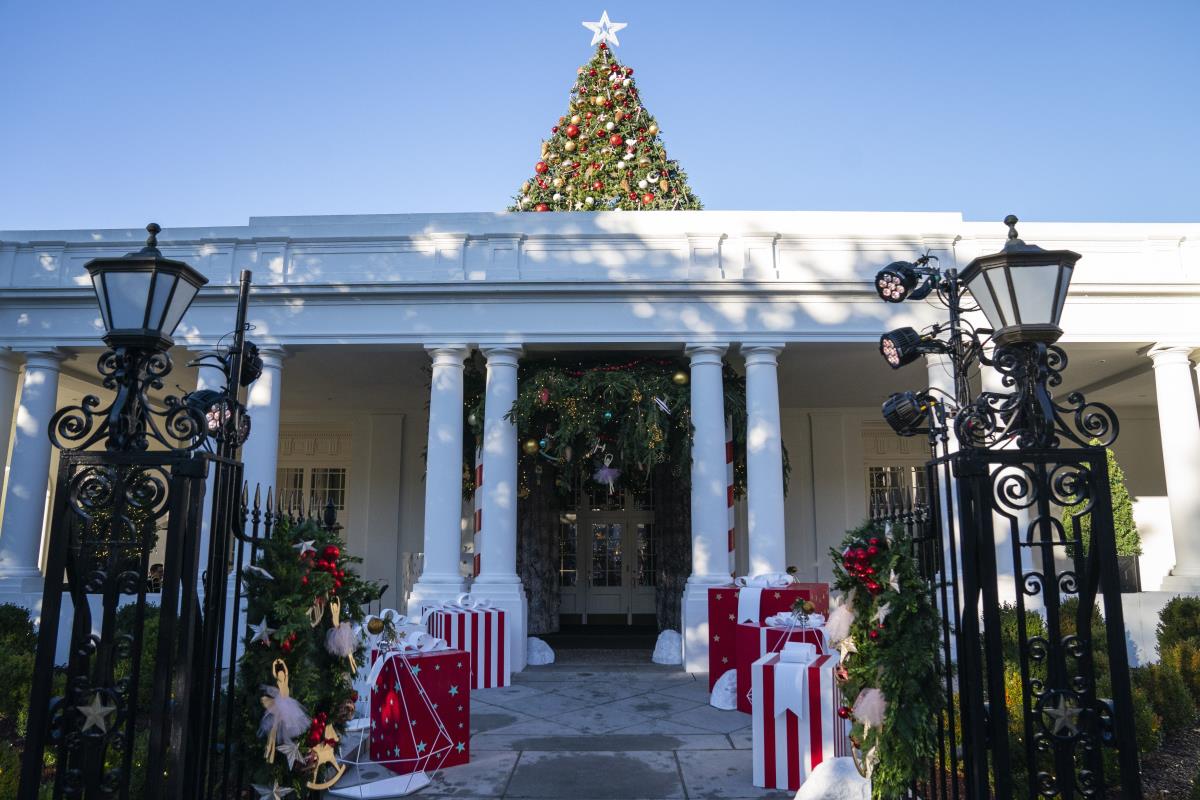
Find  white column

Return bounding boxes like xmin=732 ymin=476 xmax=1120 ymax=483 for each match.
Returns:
xmin=471 ymin=344 xmax=527 ymax=670
xmin=742 ymin=344 xmax=786 ymax=575
xmin=0 ymin=352 xmax=22 ymax=519
xmin=681 ymin=343 xmax=730 ymax=672
xmin=408 ymin=345 xmax=470 ymax=614
xmin=241 ymin=347 xmax=285 ymax=510
xmin=1149 ymin=344 xmax=1200 ymax=591
xmin=0 ymin=351 xmax=65 ymax=586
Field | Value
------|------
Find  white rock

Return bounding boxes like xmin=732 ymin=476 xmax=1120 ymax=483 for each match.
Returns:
xmin=710 ymin=668 xmax=738 ymax=710
xmin=526 ymin=636 xmax=555 ymax=666
xmin=794 ymin=757 xmax=870 ymax=800
xmin=652 ymin=629 xmax=683 ymax=664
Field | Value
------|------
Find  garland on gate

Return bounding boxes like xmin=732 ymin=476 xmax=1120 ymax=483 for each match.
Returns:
xmin=460 ymin=356 xmax=787 ymax=499
xmin=237 ymin=518 xmax=382 ymax=795
xmin=822 ymin=521 xmax=942 ymax=799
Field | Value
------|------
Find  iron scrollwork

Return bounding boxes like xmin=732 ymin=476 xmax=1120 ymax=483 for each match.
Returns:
xmin=954 ymin=342 xmax=1119 ymax=450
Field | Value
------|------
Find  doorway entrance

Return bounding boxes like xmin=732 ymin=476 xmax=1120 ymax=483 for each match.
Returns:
xmin=558 ymin=482 xmax=658 ymax=627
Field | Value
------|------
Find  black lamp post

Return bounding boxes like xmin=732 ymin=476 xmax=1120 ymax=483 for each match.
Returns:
xmin=87 ymin=223 xmax=209 ymax=352
xmin=959 ymin=215 xmax=1080 ymax=347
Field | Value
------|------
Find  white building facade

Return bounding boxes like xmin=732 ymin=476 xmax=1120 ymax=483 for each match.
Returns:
xmin=1 ymin=211 xmax=1198 ymax=668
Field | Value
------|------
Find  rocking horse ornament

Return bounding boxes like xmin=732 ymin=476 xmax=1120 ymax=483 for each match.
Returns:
xmin=306 ymin=723 xmax=347 ymax=790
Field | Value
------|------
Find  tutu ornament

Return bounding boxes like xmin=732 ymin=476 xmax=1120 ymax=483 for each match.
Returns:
xmin=325 ymin=596 xmax=357 ymax=674
xmin=259 ymin=659 xmax=309 ymax=764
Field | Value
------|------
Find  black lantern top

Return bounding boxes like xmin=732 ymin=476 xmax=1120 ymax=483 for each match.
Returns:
xmin=960 ymin=215 xmax=1081 ymax=346
xmin=85 ymin=223 xmax=209 ymax=351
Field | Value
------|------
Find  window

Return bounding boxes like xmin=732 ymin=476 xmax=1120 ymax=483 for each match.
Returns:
xmin=590 ymin=523 xmax=623 ymax=587
xmin=867 ymin=464 xmax=928 ymax=510
xmin=275 ymin=466 xmax=349 ymax=513
xmin=558 ymin=514 xmax=577 ymax=587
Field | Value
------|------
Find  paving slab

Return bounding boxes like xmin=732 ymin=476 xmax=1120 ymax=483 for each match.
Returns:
xmin=606 ymin=692 xmax=706 ymax=719
xmin=483 ymin=718 xmax=588 ymax=736
xmin=656 ymin=680 xmax=714 ymax=703
xmin=420 ymin=750 xmax=520 ymax=798
xmin=547 ymin=703 xmax=654 ymax=734
xmin=504 ymin=750 xmax=686 ymax=799
xmin=675 ymin=749 xmax=794 ymax=799
xmin=551 ymin=681 xmax=658 ymax=703
xmin=611 ymin=717 xmax=716 ymax=736
xmin=486 ymin=689 xmax=593 ymax=718
xmin=668 ymin=704 xmax=754 ymax=734
xmin=470 ymin=732 xmax=731 ymax=751
xmin=470 ymin=707 xmax=538 ymax=736
xmin=728 ymin=727 xmax=754 ymax=749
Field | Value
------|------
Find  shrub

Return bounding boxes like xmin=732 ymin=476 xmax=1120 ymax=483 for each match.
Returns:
xmin=1157 ymin=596 xmax=1200 ymax=652
xmin=113 ymin=602 xmax=160 ymax=715
xmin=1064 ymin=445 xmax=1141 ymax=557
xmin=1131 ymin=662 xmax=1196 ymax=735
xmin=0 ymin=603 xmax=36 ymax=735
xmin=1130 ymin=677 xmax=1163 ymax=753
xmin=1161 ymin=639 xmax=1200 ymax=704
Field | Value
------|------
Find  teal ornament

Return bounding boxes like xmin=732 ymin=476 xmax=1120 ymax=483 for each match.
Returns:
xmin=538 ymin=438 xmax=548 ymax=449
xmin=603 ymin=411 xmax=614 ymax=421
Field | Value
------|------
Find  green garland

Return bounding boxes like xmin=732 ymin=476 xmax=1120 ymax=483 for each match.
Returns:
xmin=237 ymin=518 xmax=382 ymax=795
xmin=463 ymin=357 xmax=770 ymax=498
xmin=829 ymin=522 xmax=942 ymax=799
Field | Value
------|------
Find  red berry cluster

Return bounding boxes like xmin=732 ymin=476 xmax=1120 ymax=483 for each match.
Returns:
xmin=314 ymin=545 xmax=345 ymax=592
xmin=280 ymin=631 xmax=298 ymax=654
xmin=307 ymin=711 xmax=336 ymax=746
xmin=841 ymin=536 xmax=888 ymax=595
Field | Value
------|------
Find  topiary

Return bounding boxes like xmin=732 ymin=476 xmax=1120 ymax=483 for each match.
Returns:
xmin=0 ymin=603 xmax=36 ymax=736
xmin=1161 ymin=640 xmax=1200 ymax=704
xmin=1157 ymin=596 xmax=1200 ymax=652
xmin=1064 ymin=445 xmax=1141 ymax=557
xmin=1131 ymin=662 xmax=1196 ymax=735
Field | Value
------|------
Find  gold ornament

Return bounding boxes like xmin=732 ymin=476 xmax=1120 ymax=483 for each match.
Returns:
xmin=308 ymin=595 xmax=325 ymax=627
xmin=553 ymin=177 xmax=564 ymax=188
xmin=648 ymin=123 xmax=659 ymax=136
xmin=594 ymin=95 xmax=605 ymax=106
xmin=615 ymin=110 xmax=625 ymax=122
xmin=366 ymin=617 xmax=385 ymax=635
xmin=659 ymin=178 xmax=669 ymax=192
xmin=672 ymin=370 xmax=689 ymax=386
xmin=522 ymin=439 xmax=540 ymax=455
xmin=540 ymin=141 xmax=549 ymax=158
xmin=638 ymin=156 xmax=650 ymax=166
xmin=570 ymin=114 xmax=581 ymax=125
xmin=306 ymin=723 xmax=347 ymax=790
xmin=328 ymin=596 xmax=356 ymax=674
xmin=521 ymin=182 xmax=529 ymax=194
xmin=564 ymin=140 xmax=576 ymax=153
xmin=260 ymin=659 xmax=293 ymax=764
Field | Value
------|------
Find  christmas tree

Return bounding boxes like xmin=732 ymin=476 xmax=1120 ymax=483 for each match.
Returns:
xmin=509 ymin=12 xmax=701 ymax=212
xmin=236 ymin=517 xmax=381 ymax=795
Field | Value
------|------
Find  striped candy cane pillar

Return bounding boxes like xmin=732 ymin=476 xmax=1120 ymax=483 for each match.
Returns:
xmin=726 ymin=416 xmax=736 ymax=576
xmin=472 ymin=447 xmax=483 ymax=577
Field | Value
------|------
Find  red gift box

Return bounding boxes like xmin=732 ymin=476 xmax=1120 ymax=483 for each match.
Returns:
xmin=426 ymin=606 xmax=510 ymax=689
xmin=368 ymin=647 xmax=470 ymax=775
xmin=707 ymin=582 xmax=829 ymax=690
xmin=752 ymin=651 xmax=851 ymax=790
xmin=735 ymin=621 xmax=828 ymax=713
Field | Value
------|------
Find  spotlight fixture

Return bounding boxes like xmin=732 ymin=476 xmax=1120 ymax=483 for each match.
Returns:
xmin=882 ymin=391 xmax=933 ymax=437
xmin=874 ymin=262 xmax=920 ymax=303
xmin=879 ymin=326 xmax=948 ymax=370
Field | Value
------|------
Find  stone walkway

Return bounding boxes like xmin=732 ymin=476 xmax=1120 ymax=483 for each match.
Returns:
xmin=404 ymin=657 xmax=791 ymax=800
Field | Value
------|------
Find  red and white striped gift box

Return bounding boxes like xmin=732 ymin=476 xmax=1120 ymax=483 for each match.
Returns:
xmin=751 ymin=651 xmax=851 ymax=791
xmin=425 ymin=605 xmax=510 ymax=689
xmin=735 ymin=620 xmax=829 ymax=713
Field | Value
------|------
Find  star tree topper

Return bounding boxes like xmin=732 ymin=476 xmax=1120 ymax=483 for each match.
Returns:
xmin=582 ymin=10 xmax=627 ymax=47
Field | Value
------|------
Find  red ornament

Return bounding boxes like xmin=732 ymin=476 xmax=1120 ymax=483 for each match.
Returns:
xmin=565 ymin=124 xmax=580 ymax=139
xmin=585 ymin=112 xmax=594 ymax=119
xmin=866 ymin=581 xmax=882 ymax=594
xmin=535 ymin=203 xmax=549 ymax=212
xmin=551 ymin=126 xmax=558 ymax=134
xmin=866 ymin=545 xmax=879 ymax=557
xmin=579 ymin=145 xmax=588 ymax=153
xmin=281 ymin=640 xmax=292 ymax=653
xmin=534 ymin=161 xmax=548 ymax=175
xmin=855 ymin=548 xmax=868 ymax=560
xmin=868 ymin=629 xmax=880 ymax=640
xmin=592 ymin=180 xmax=603 ymax=191
xmin=537 ymin=387 xmax=550 ymax=405
xmin=641 ymin=192 xmax=654 ymax=204
xmin=608 ymin=133 xmax=623 ymax=147
xmin=589 ymin=69 xmax=597 ymax=76
xmin=625 ymin=67 xmax=633 ymax=75
xmin=868 ymin=537 xmax=881 ymax=547
xmin=599 ymin=42 xmax=607 ymax=50
xmin=837 ymin=706 xmax=851 ymax=719
xmin=301 ymin=576 xmax=308 ymax=586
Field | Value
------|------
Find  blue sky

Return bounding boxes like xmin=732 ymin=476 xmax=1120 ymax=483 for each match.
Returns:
xmin=1 ymin=1 xmax=1197 ymax=230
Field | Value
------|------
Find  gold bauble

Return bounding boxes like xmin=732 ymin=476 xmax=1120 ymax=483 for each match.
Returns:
xmin=564 ymin=140 xmax=577 ymax=153
xmin=659 ymin=178 xmax=669 ymax=192
xmin=638 ymin=156 xmax=650 ymax=166
xmin=614 ymin=110 xmax=625 ymax=122
xmin=522 ymin=439 xmax=540 ymax=455
xmin=594 ymin=95 xmax=605 ymax=106
xmin=570 ymin=114 xmax=581 ymax=125
xmin=647 ymin=123 xmax=659 ymax=136
xmin=671 ymin=370 xmax=689 ymax=386
xmin=366 ymin=618 xmax=386 ymax=635
xmin=553 ymin=177 xmax=564 ymax=188
xmin=521 ymin=182 xmax=530 ymax=194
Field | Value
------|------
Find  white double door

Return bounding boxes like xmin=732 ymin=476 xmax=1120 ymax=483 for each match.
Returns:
xmin=570 ymin=509 xmax=657 ymax=623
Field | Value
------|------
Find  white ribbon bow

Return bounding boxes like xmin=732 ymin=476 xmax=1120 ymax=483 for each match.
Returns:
xmin=734 ymin=573 xmax=794 ymax=588
xmin=364 ymin=632 xmax=448 ymax=688
xmin=764 ymin=612 xmax=826 ymax=629
xmin=420 ymin=593 xmax=494 ymax=623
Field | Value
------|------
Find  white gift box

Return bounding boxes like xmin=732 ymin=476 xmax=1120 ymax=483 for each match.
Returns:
xmin=751 ymin=650 xmax=852 ymax=791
